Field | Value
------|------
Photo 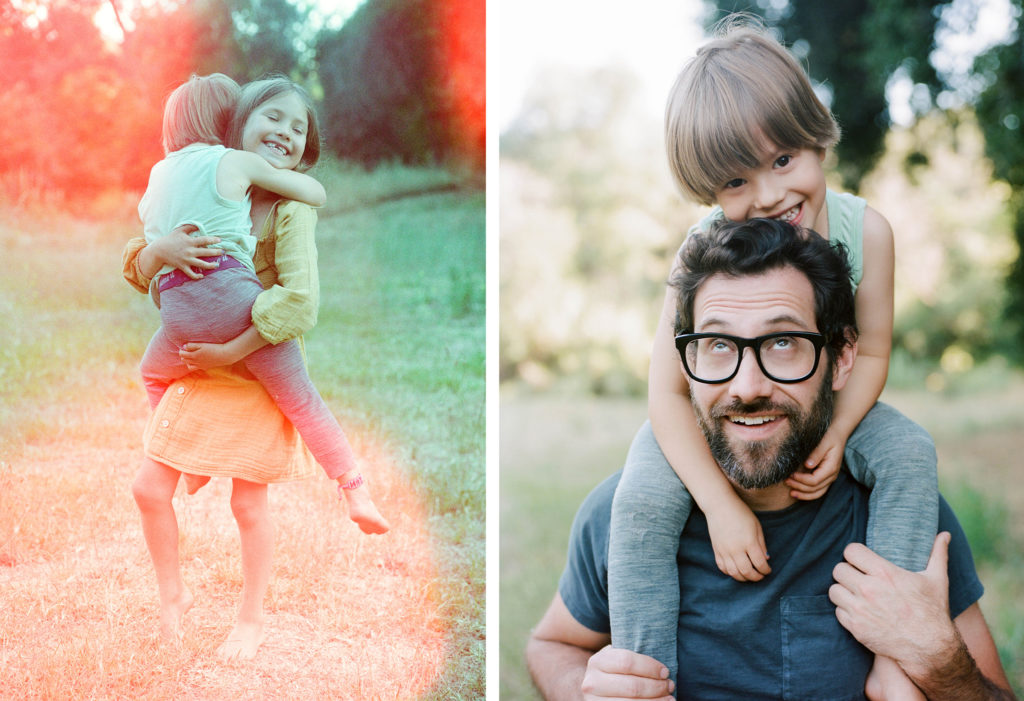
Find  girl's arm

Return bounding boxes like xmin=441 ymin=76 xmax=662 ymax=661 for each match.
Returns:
xmin=221 ymin=150 xmax=326 ymax=208
xmin=789 ymin=206 xmax=894 ymax=498
xmin=251 ymin=202 xmax=321 ymax=342
xmin=180 ymin=325 xmax=268 ymax=370
xmin=648 ymin=267 xmax=770 ymax=582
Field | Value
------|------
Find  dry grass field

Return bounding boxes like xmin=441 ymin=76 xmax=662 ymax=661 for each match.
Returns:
xmin=0 ymin=164 xmax=485 ymax=698
xmin=1 ymin=380 xmax=445 ymax=699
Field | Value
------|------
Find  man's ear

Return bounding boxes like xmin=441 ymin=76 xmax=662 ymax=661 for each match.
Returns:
xmin=831 ymin=329 xmax=857 ymax=391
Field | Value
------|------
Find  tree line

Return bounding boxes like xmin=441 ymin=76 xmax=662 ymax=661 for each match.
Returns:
xmin=0 ymin=0 xmax=484 ymax=207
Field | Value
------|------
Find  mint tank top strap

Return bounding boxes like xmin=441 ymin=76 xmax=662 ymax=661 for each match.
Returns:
xmin=824 ymin=189 xmax=866 ymax=292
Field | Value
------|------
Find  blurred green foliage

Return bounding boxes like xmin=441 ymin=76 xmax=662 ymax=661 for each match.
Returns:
xmin=0 ymin=0 xmax=483 ymax=211
xmin=316 ymin=0 xmax=485 ymax=170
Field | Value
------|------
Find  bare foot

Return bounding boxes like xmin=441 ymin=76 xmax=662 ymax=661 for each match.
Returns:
xmin=216 ymin=620 xmax=266 ymax=661
xmin=343 ymin=486 xmax=391 ymax=534
xmin=159 ymin=588 xmax=194 ymax=643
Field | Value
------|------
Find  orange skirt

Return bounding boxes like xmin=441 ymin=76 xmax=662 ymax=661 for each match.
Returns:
xmin=143 ymin=367 xmax=319 ymax=484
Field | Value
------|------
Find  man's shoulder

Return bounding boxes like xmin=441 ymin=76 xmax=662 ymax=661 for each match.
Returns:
xmin=558 ymin=471 xmax=622 ymax=633
xmin=563 ymin=470 xmax=622 ymax=583
xmin=574 ymin=471 xmax=621 ymax=533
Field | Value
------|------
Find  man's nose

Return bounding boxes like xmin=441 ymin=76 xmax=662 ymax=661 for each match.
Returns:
xmin=728 ymin=347 xmax=773 ymax=402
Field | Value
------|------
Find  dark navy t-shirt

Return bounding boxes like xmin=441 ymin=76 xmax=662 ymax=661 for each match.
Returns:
xmin=559 ymin=470 xmax=984 ymax=701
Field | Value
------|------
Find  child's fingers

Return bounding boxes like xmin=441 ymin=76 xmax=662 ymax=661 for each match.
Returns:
xmin=734 ymin=554 xmax=765 ymax=582
xmin=790 ymin=484 xmax=829 ymax=501
xmin=804 ymin=450 xmax=823 ymax=469
xmin=192 ymin=244 xmax=225 ymax=260
xmin=747 ymin=548 xmax=771 ymax=576
xmin=179 ymin=343 xmax=203 ymax=359
xmin=786 ymin=469 xmax=817 ymax=486
xmin=796 ymin=468 xmax=831 ymax=488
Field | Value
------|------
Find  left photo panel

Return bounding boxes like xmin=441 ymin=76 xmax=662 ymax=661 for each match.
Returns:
xmin=0 ymin=0 xmax=485 ymax=697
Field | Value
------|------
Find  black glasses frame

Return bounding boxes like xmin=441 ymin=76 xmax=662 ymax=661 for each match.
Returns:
xmin=674 ymin=331 xmax=828 ymax=385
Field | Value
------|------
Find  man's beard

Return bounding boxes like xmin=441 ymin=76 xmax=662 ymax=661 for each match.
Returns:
xmin=693 ymin=378 xmax=834 ymax=490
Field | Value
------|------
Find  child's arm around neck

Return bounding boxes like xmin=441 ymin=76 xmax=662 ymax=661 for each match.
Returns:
xmin=217 ymin=149 xmax=326 ymax=208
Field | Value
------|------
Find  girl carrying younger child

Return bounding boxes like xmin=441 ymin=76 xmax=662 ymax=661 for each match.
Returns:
xmin=136 ymin=73 xmax=388 ymax=535
xmin=607 ymin=19 xmax=938 ymax=694
xmin=128 ymin=75 xmax=391 ymax=660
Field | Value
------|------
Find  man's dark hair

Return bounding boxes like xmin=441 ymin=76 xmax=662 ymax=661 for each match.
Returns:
xmin=671 ymin=218 xmax=857 ymax=363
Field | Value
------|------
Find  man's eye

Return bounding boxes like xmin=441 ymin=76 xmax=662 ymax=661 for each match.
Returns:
xmin=775 ymin=155 xmax=791 ymax=168
xmin=723 ymin=178 xmax=744 ymax=190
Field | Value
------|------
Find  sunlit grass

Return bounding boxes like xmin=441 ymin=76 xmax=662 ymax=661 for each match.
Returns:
xmin=0 ymin=164 xmax=484 ymax=698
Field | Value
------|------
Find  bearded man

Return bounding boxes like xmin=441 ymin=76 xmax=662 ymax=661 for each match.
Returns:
xmin=525 ymin=219 xmax=1013 ymax=701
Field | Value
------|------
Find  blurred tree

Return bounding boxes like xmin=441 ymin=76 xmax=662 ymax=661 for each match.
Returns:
xmin=972 ymin=0 xmax=1024 ymax=354
xmin=227 ymin=0 xmax=313 ymax=84
xmin=0 ymin=1 xmax=135 ymax=200
xmin=500 ymin=65 xmax=698 ymax=392
xmin=316 ymin=0 xmax=485 ymax=170
xmin=0 ymin=0 xmax=306 ymax=206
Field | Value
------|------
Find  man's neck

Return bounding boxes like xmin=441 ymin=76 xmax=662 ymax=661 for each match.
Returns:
xmin=730 ymin=480 xmax=798 ymax=512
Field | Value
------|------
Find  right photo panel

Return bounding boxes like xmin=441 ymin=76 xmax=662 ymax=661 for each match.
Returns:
xmin=499 ymin=1 xmax=1024 ymax=698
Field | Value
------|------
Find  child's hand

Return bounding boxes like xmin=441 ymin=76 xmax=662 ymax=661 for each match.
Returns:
xmin=787 ymin=432 xmax=845 ymax=500
xmin=155 ymin=225 xmax=224 ymax=279
xmin=705 ymin=500 xmax=770 ymax=581
xmin=179 ymin=341 xmax=243 ymax=371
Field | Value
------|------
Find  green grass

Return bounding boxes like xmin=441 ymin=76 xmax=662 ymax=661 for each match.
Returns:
xmin=499 ymin=392 xmax=1024 ymax=699
xmin=309 ymin=184 xmax=486 ymax=696
xmin=0 ymin=164 xmax=485 ymax=697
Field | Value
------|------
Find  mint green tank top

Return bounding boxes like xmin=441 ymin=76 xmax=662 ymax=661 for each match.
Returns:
xmin=687 ymin=189 xmax=866 ymax=292
xmin=139 ymin=143 xmax=256 ymax=277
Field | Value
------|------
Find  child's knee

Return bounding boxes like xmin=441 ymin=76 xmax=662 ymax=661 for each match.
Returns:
xmin=852 ymin=405 xmax=935 ymax=458
xmin=132 ymin=474 xmax=169 ymax=510
xmin=230 ymin=493 xmax=268 ymax=527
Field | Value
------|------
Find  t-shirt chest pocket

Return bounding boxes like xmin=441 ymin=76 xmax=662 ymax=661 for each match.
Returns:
xmin=780 ymin=595 xmax=873 ymax=700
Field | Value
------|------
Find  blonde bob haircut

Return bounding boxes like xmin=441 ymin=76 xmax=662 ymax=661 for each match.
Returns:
xmin=665 ymin=20 xmax=839 ymax=205
xmin=161 ymin=73 xmax=241 ymax=154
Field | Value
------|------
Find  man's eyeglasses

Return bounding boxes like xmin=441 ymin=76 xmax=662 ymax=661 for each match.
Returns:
xmin=674 ymin=332 xmax=827 ymax=384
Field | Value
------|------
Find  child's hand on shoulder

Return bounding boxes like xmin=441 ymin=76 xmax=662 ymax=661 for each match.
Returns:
xmin=705 ymin=500 xmax=771 ymax=582
xmin=787 ymin=432 xmax=845 ymax=500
